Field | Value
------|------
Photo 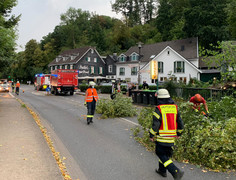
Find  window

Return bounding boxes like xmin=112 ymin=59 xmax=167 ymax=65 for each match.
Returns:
xmin=86 ymin=57 xmax=91 ymax=62
xmin=131 ymin=67 xmax=137 ymax=75
xmin=90 ymin=66 xmax=95 ymax=74
xmin=119 ymin=55 xmax=126 ymax=62
xmin=131 ymin=53 xmax=138 ymax=61
xmin=174 ymin=61 xmax=185 ymax=73
xmin=70 ymin=65 xmax=73 ymax=69
xmin=94 ymin=57 xmax=97 ymax=62
xmin=119 ymin=67 xmax=125 ymax=75
xmin=158 ymin=62 xmax=163 ymax=73
xmin=71 ymin=55 xmax=76 ymax=60
xmin=108 ymin=65 xmax=112 ymax=73
xmin=167 ymin=51 xmax=170 ymax=55
xmin=51 ymin=66 xmax=53 ymax=71
xmin=91 ymin=49 xmax=94 ymax=54
xmin=65 ymin=65 xmax=67 ymax=69
xmin=98 ymin=67 xmax=103 ymax=74
xmin=179 ymin=77 xmax=187 ymax=84
xmin=59 ymin=65 xmax=62 ymax=69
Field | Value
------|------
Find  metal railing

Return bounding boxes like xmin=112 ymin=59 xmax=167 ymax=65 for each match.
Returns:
xmin=174 ymin=87 xmax=235 ymax=101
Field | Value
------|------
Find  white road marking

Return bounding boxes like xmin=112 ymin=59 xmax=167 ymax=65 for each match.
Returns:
xmin=9 ymin=92 xmax=15 ymax=98
xmin=119 ymin=117 xmax=140 ymax=126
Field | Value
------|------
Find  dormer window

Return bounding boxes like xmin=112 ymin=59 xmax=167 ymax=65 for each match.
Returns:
xmin=62 ymin=57 xmax=67 ymax=61
xmin=56 ymin=57 xmax=60 ymax=62
xmin=130 ymin=53 xmax=139 ymax=61
xmin=119 ymin=55 xmax=126 ymax=62
xmin=91 ymin=49 xmax=94 ymax=54
xmin=71 ymin=55 xmax=76 ymax=60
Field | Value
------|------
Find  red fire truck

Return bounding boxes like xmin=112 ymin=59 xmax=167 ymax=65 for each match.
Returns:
xmin=50 ymin=69 xmax=78 ymax=95
xmin=34 ymin=74 xmax=51 ymax=90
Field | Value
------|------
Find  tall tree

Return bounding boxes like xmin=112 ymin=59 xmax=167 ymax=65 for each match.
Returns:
xmin=183 ymin=0 xmax=229 ymax=49
xmin=226 ymin=0 xmax=236 ymax=39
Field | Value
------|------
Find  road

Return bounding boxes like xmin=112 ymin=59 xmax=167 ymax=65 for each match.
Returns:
xmin=9 ymin=85 xmax=235 ymax=180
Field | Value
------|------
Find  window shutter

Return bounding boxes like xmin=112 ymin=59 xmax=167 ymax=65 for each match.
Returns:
xmin=86 ymin=57 xmax=88 ymax=61
xmin=174 ymin=62 xmax=176 ymax=73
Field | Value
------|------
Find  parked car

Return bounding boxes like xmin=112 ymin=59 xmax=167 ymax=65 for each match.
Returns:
xmin=0 ymin=83 xmax=10 ymax=92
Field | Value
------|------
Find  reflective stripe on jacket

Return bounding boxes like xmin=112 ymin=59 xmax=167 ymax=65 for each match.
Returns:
xmin=85 ymin=88 xmax=98 ymax=102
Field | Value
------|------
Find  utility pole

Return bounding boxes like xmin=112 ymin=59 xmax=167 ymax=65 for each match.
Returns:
xmin=137 ymin=42 xmax=143 ymax=86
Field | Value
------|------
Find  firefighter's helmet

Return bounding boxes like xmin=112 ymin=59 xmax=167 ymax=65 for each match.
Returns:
xmin=194 ymin=94 xmax=202 ymax=102
xmin=157 ymin=89 xmax=170 ymax=98
xmin=89 ymin=81 xmax=96 ymax=86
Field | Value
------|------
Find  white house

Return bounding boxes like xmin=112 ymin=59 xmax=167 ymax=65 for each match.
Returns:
xmin=115 ymin=37 xmax=202 ymax=84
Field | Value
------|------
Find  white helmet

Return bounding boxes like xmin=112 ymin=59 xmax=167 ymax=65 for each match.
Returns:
xmin=157 ymin=89 xmax=170 ymax=98
xmin=89 ymin=81 xmax=96 ymax=86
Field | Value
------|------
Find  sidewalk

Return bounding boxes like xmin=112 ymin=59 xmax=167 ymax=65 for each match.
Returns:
xmin=0 ymin=94 xmax=62 ymax=180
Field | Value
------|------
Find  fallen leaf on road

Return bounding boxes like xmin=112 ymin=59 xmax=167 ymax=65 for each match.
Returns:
xmin=190 ymin=168 xmax=194 ymax=170
xmin=202 ymin=170 xmax=207 ymax=173
xmin=0 ymin=145 xmax=2 ymax=147
xmin=63 ymin=157 xmax=67 ymax=160
xmin=23 ymin=158 xmax=28 ymax=160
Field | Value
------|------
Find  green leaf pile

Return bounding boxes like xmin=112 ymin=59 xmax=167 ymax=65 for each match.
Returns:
xmin=96 ymin=93 xmax=137 ymax=119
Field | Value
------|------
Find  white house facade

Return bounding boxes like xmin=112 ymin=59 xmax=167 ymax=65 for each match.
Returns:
xmin=115 ymin=37 xmax=201 ymax=84
xmin=141 ymin=46 xmax=201 ymax=84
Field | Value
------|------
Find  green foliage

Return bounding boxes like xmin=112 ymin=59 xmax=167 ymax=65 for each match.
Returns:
xmin=99 ymin=85 xmax=112 ymax=94
xmin=79 ymin=84 xmax=88 ymax=92
xmin=133 ymin=96 xmax=236 ymax=171
xmin=96 ymin=93 xmax=137 ymax=118
xmin=183 ymin=0 xmax=229 ymax=49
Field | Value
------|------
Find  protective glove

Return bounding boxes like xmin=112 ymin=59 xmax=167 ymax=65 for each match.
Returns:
xmin=206 ymin=110 xmax=210 ymax=117
xmin=84 ymin=102 xmax=87 ymax=106
xmin=194 ymin=109 xmax=198 ymax=112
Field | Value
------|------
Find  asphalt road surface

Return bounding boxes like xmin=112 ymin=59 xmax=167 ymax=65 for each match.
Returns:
xmin=9 ymin=85 xmax=235 ymax=180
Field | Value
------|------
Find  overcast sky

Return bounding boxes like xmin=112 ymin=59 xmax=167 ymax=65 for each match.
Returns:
xmin=12 ymin=0 xmax=121 ymax=51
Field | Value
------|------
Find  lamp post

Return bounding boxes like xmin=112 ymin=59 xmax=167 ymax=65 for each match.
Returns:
xmin=137 ymin=42 xmax=142 ymax=86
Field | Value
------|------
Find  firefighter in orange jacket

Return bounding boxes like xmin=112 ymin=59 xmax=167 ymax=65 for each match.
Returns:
xmin=150 ymin=89 xmax=184 ymax=180
xmin=15 ymin=81 xmax=20 ymax=95
xmin=84 ymin=81 xmax=99 ymax=125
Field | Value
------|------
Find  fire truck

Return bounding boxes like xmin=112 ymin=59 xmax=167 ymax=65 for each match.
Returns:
xmin=50 ymin=69 xmax=78 ymax=95
xmin=34 ymin=74 xmax=51 ymax=90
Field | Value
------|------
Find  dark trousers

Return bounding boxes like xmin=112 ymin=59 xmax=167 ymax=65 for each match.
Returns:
xmin=15 ymin=87 xmax=19 ymax=95
xmin=87 ymin=99 xmax=96 ymax=122
xmin=155 ymin=142 xmax=179 ymax=176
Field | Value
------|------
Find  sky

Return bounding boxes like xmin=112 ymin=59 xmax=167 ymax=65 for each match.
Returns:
xmin=12 ymin=0 xmax=121 ymax=52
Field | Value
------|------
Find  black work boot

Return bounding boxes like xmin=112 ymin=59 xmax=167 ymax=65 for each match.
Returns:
xmin=173 ymin=170 xmax=184 ymax=180
xmin=155 ymin=169 xmax=167 ymax=177
xmin=87 ymin=119 xmax=90 ymax=125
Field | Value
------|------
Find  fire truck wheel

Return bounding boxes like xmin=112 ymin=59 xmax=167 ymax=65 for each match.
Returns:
xmin=70 ymin=91 xmax=73 ymax=95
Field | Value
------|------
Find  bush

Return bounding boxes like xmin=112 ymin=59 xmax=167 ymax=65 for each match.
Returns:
xmin=96 ymin=93 xmax=137 ymax=118
xmin=133 ymin=96 xmax=236 ymax=171
xmin=99 ymin=85 xmax=112 ymax=93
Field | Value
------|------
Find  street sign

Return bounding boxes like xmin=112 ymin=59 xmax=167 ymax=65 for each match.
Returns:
xmin=150 ymin=60 xmax=158 ymax=79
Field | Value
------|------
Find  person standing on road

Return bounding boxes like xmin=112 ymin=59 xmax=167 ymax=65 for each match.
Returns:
xmin=11 ymin=81 xmax=15 ymax=93
xmin=189 ymin=94 xmax=209 ymax=116
xmin=15 ymin=81 xmax=20 ymax=95
xmin=150 ymin=89 xmax=184 ymax=180
xmin=84 ymin=81 xmax=99 ymax=125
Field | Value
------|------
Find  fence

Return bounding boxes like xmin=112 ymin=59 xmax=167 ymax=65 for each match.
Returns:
xmin=174 ymin=87 xmax=235 ymax=101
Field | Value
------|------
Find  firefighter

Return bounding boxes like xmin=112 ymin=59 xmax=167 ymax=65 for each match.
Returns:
xmin=15 ymin=81 xmax=20 ymax=95
xmin=150 ymin=89 xmax=184 ymax=180
xmin=84 ymin=81 xmax=99 ymax=125
xmin=189 ymin=94 xmax=209 ymax=115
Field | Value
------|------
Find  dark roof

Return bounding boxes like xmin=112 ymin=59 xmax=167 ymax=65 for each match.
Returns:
xmin=122 ymin=37 xmax=198 ymax=62
xmin=199 ymin=57 xmax=218 ymax=68
xmin=49 ymin=47 xmax=91 ymax=66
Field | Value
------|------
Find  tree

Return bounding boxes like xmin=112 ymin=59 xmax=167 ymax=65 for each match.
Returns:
xmin=0 ymin=0 xmax=20 ymax=78
xmin=183 ymin=0 xmax=229 ymax=49
xmin=201 ymin=41 xmax=236 ymax=81
xmin=226 ymin=0 xmax=236 ymax=39
xmin=112 ymin=0 xmax=158 ymax=27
